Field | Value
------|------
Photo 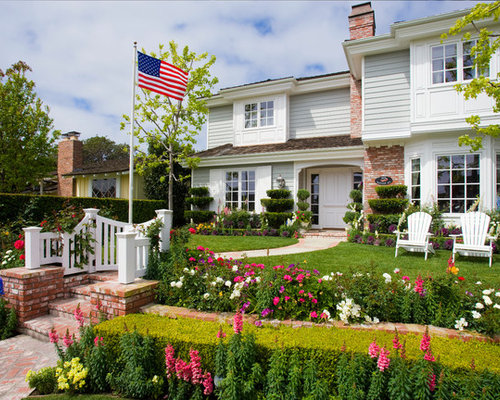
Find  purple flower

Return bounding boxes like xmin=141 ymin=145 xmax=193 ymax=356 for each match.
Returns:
xmin=279 ymin=285 xmax=285 ymax=294
xmin=313 ymin=269 xmax=319 ymax=275
xmin=431 ymin=241 xmax=440 ymax=250
xmin=388 ymin=224 xmax=397 ymax=233
xmin=241 ymin=301 xmax=251 ymax=313
xmin=255 ymin=320 xmax=262 ymax=327
xmin=261 ymin=308 xmax=273 ymax=317
xmin=443 ymin=239 xmax=453 ymax=250
xmin=385 ymin=238 xmax=395 ymax=247
xmin=366 ymin=236 xmax=375 ymax=245
xmin=465 ymin=291 xmax=474 ymax=297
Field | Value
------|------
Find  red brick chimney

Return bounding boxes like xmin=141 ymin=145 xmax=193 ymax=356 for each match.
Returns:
xmin=349 ymin=2 xmax=375 ymax=139
xmin=57 ymin=131 xmax=83 ymax=197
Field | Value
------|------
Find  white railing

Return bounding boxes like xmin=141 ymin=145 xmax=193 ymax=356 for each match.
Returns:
xmin=23 ymin=208 xmax=173 ymax=283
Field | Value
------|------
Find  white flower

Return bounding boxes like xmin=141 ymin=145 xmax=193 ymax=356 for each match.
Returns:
xmin=482 ymin=289 xmax=493 ymax=295
xmin=203 ymin=293 xmax=210 ymax=299
xmin=372 ymin=317 xmax=380 ymax=324
xmin=475 ymin=303 xmax=484 ymax=309
xmin=175 ymin=281 xmax=183 ymax=289
xmin=1 ymin=260 xmax=6 ymax=265
xmin=179 ymin=276 xmax=184 ymax=282
xmin=210 ymin=281 xmax=217 ymax=287
xmin=495 ymin=292 xmax=500 ymax=297
xmin=170 ymin=281 xmax=176 ymax=287
xmin=394 ymin=268 xmax=400 ymax=274
xmin=229 ymin=290 xmax=241 ymax=299
xmin=255 ymin=277 xmax=261 ymax=283
xmin=493 ymin=304 xmax=500 ymax=310
xmin=189 ymin=269 xmax=196 ymax=276
xmin=321 ymin=309 xmax=331 ymax=319
xmin=232 ymin=265 xmax=238 ymax=272
xmin=472 ymin=311 xmax=481 ymax=319
xmin=454 ymin=318 xmax=468 ymax=331
xmin=5 ymin=250 xmax=12 ymax=254
xmin=382 ymin=273 xmax=392 ymax=284
xmin=216 ymin=277 xmax=224 ymax=283
xmin=322 ymin=275 xmax=330 ymax=281
xmin=225 ymin=280 xmax=232 ymax=287
xmin=476 ymin=281 xmax=482 ymax=285
xmin=483 ymin=295 xmax=493 ymax=306
xmin=183 ymin=267 xmax=189 ymax=273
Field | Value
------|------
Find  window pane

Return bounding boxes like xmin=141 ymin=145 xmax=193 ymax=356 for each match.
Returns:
xmin=432 ymin=46 xmax=443 ymax=59
xmin=452 ymin=200 xmax=465 ymax=213
xmin=437 ymin=156 xmax=450 ymax=169
xmin=432 ymin=72 xmax=443 ymax=84
xmin=445 ymin=44 xmax=457 ymax=57
xmin=438 ymin=171 xmax=450 ymax=184
xmin=445 ymin=70 xmax=457 ymax=82
xmin=438 ymin=200 xmax=450 ymax=212
xmin=467 ymin=184 xmax=480 ymax=198
xmin=466 ymin=154 xmax=479 ymax=168
xmin=452 ymin=170 xmax=464 ymax=184
xmin=432 ymin=59 xmax=443 ymax=71
xmin=412 ymin=172 xmax=420 ymax=186
xmin=412 ymin=187 xmax=421 ymax=199
xmin=452 ymin=184 xmax=464 ymax=198
xmin=466 ymin=169 xmax=480 ymax=183
xmin=411 ymin=159 xmax=421 ymax=172
xmin=437 ymin=185 xmax=450 ymax=198
xmin=451 ymin=155 xmax=464 ymax=169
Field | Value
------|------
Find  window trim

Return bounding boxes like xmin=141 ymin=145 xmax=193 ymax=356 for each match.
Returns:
xmin=410 ymin=157 xmax=421 ymax=206
xmin=224 ymin=169 xmax=256 ymax=211
xmin=91 ymin=177 xmax=118 ymax=199
xmin=243 ymin=100 xmax=275 ymax=130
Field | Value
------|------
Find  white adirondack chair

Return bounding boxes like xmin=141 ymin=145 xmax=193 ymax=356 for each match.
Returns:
xmin=451 ymin=212 xmax=495 ymax=267
xmin=395 ymin=212 xmax=434 ymax=260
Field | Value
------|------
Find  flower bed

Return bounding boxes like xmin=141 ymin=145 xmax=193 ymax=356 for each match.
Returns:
xmin=156 ymin=246 xmax=500 ymax=336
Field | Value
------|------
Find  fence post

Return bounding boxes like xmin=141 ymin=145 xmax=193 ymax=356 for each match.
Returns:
xmin=116 ymin=231 xmax=137 ymax=284
xmin=23 ymin=227 xmax=42 ymax=270
xmin=155 ymin=209 xmax=173 ymax=252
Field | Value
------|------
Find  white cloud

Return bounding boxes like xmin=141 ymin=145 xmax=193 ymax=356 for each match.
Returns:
xmin=0 ymin=1 xmax=479 ymax=150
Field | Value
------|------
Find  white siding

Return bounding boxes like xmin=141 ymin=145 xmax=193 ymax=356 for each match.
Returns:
xmin=207 ymin=105 xmax=233 ymax=149
xmin=364 ymin=50 xmax=410 ymax=133
xmin=272 ymin=162 xmax=295 ymax=194
xmin=289 ymin=89 xmax=350 ymax=139
xmin=192 ymin=168 xmax=210 ymax=188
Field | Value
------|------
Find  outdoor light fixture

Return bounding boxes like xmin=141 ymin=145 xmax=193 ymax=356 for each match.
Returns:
xmin=276 ymin=174 xmax=286 ymax=189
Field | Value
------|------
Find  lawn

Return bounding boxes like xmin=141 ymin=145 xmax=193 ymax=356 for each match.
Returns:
xmin=187 ymin=234 xmax=298 ymax=253
xmin=245 ymin=242 xmax=500 ymax=286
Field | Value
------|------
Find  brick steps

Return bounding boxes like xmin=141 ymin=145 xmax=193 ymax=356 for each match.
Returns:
xmin=21 ymin=314 xmax=81 ymax=342
xmin=70 ymin=284 xmax=93 ymax=301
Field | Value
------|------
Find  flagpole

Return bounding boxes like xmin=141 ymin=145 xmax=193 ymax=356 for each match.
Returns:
xmin=128 ymin=42 xmax=137 ymax=224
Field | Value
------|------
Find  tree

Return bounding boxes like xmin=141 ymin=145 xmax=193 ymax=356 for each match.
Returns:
xmin=82 ymin=136 xmax=128 ymax=164
xmin=443 ymin=1 xmax=500 ymax=150
xmin=121 ymin=41 xmax=218 ymax=209
xmin=0 ymin=61 xmax=59 ymax=192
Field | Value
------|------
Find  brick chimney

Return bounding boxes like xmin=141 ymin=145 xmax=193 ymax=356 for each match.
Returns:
xmin=57 ymin=131 xmax=83 ymax=197
xmin=349 ymin=2 xmax=375 ymax=139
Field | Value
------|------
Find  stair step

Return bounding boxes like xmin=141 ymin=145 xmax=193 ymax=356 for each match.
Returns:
xmin=21 ymin=314 xmax=81 ymax=342
xmin=49 ymin=298 xmax=93 ymax=323
xmin=71 ymin=284 xmax=93 ymax=301
xmin=88 ymin=271 xmax=118 ymax=283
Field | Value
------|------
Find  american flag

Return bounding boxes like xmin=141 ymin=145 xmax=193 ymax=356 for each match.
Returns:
xmin=137 ymin=51 xmax=188 ymax=101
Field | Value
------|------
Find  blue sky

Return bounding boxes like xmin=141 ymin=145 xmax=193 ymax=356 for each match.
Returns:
xmin=0 ymin=1 xmax=481 ymax=150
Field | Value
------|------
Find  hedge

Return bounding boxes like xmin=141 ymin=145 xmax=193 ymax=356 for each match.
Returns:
xmin=184 ymin=210 xmax=216 ymax=224
xmin=266 ymin=189 xmax=291 ymax=199
xmin=184 ymin=197 xmax=214 ymax=208
xmin=188 ymin=187 xmax=209 ymax=197
xmin=95 ymin=314 xmax=500 ymax=392
xmin=375 ymin=185 xmax=407 ymax=199
xmin=264 ymin=212 xmax=294 ymax=229
xmin=0 ymin=193 xmax=167 ymax=224
xmin=366 ymin=214 xmax=401 ymax=232
xmin=260 ymin=198 xmax=294 ymax=212
xmin=368 ymin=198 xmax=408 ymax=214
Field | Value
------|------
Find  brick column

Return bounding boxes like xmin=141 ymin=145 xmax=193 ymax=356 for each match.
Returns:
xmin=350 ymin=75 xmax=362 ymax=139
xmin=57 ymin=131 xmax=83 ymax=197
xmin=0 ymin=267 xmax=64 ymax=323
xmin=363 ymin=145 xmax=405 ymax=211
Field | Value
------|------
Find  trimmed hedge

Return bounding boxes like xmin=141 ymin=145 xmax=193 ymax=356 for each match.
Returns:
xmin=375 ymin=185 xmax=407 ymax=199
xmin=184 ymin=210 xmax=215 ymax=224
xmin=368 ymin=198 xmax=408 ymax=214
xmin=184 ymin=197 xmax=213 ymax=208
xmin=0 ymin=193 xmax=167 ymax=224
xmin=264 ymin=212 xmax=293 ymax=229
xmin=296 ymin=201 xmax=309 ymax=211
xmin=266 ymin=189 xmax=291 ymax=199
xmin=189 ymin=187 xmax=209 ymax=197
xmin=95 ymin=314 xmax=500 ymax=391
xmin=297 ymin=189 xmax=310 ymax=201
xmin=260 ymin=198 xmax=294 ymax=212
xmin=349 ymin=189 xmax=362 ymax=203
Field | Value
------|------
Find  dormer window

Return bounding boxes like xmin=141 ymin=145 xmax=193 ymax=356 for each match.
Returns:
xmin=244 ymin=101 xmax=274 ymax=129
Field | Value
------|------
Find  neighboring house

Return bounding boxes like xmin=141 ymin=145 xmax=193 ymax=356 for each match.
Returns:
xmin=57 ymin=131 xmax=146 ymax=200
xmin=193 ymin=2 xmax=500 ymax=229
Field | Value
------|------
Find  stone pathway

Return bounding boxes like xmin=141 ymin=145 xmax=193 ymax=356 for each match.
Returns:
xmin=0 ymin=334 xmax=58 ymax=400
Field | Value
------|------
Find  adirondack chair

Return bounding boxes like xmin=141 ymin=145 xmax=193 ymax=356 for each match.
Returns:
xmin=451 ymin=212 xmax=495 ymax=267
xmin=395 ymin=212 xmax=434 ymax=260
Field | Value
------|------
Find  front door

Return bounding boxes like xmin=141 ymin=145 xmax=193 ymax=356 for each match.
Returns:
xmin=308 ymin=168 xmax=352 ymax=229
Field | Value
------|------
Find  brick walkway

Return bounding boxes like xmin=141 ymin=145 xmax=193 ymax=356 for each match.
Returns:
xmin=0 ymin=334 xmax=58 ymax=400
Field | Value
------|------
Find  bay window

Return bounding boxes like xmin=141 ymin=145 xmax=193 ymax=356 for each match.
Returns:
xmin=225 ymin=170 xmax=255 ymax=211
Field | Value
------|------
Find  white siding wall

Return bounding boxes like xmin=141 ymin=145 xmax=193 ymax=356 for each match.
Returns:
xmin=207 ymin=105 xmax=233 ymax=149
xmin=272 ymin=162 xmax=295 ymax=194
xmin=364 ymin=50 xmax=411 ymax=136
xmin=192 ymin=168 xmax=210 ymax=188
xmin=289 ymin=89 xmax=350 ymax=139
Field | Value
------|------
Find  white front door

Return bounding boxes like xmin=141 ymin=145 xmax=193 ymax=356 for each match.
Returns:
xmin=309 ymin=168 xmax=352 ymax=229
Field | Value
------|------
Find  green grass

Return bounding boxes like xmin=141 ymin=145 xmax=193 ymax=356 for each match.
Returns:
xmin=187 ymin=234 xmax=298 ymax=253
xmin=245 ymin=242 xmax=500 ymax=286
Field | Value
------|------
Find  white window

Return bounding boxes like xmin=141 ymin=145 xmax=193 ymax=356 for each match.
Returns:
xmin=92 ymin=178 xmax=116 ymax=198
xmin=497 ymin=154 xmax=500 ymax=209
xmin=410 ymin=158 xmax=421 ymax=206
xmin=244 ymin=101 xmax=274 ymax=129
xmin=353 ymin=171 xmax=363 ymax=190
xmin=437 ymin=154 xmax=480 ymax=213
xmin=432 ymin=41 xmax=489 ymax=85
xmin=225 ymin=170 xmax=255 ymax=211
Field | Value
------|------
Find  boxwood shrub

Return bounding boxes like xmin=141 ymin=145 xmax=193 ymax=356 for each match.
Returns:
xmin=375 ymin=185 xmax=407 ymax=199
xmin=94 ymin=314 xmax=500 ymax=392
xmin=260 ymin=198 xmax=294 ymax=212
xmin=188 ymin=187 xmax=209 ymax=197
xmin=368 ymin=198 xmax=408 ymax=214
xmin=266 ymin=189 xmax=291 ymax=199
xmin=366 ymin=214 xmax=401 ymax=233
xmin=184 ymin=210 xmax=215 ymax=224
xmin=264 ymin=212 xmax=294 ymax=229
xmin=184 ymin=196 xmax=214 ymax=208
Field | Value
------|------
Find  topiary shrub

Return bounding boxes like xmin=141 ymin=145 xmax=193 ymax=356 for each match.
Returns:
xmin=264 ymin=212 xmax=294 ymax=229
xmin=189 ymin=187 xmax=210 ymax=197
xmin=375 ymin=185 xmax=407 ymax=199
xmin=368 ymin=199 xmax=408 ymax=214
xmin=266 ymin=189 xmax=291 ymax=199
xmin=184 ymin=210 xmax=215 ymax=224
xmin=185 ymin=197 xmax=214 ymax=208
xmin=297 ymin=189 xmax=310 ymax=202
xmin=296 ymin=201 xmax=310 ymax=211
xmin=261 ymin=199 xmax=295 ymax=212
xmin=349 ymin=189 xmax=363 ymax=204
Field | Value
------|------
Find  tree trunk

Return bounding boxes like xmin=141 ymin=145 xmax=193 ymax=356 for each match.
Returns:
xmin=168 ymin=146 xmax=173 ymax=210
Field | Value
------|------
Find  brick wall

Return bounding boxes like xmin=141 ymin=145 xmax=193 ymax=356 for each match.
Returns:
xmin=348 ymin=2 xmax=375 ymax=40
xmin=57 ymin=135 xmax=83 ymax=197
xmin=350 ymin=76 xmax=362 ymax=139
xmin=363 ymin=145 xmax=405 ymax=210
xmin=0 ymin=267 xmax=64 ymax=323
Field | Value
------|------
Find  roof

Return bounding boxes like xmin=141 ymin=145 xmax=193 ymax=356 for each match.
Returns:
xmin=194 ymin=135 xmax=363 ymax=159
xmin=64 ymin=158 xmax=130 ymax=176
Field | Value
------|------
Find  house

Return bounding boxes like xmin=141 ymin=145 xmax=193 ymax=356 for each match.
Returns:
xmin=193 ymin=2 xmax=500 ymax=229
xmin=57 ymin=131 xmax=146 ymax=199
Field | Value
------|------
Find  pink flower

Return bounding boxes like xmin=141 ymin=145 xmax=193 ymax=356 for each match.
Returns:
xmin=189 ymin=228 xmax=196 ymax=234
xmin=298 ymin=290 xmax=305 ymax=295
xmin=279 ymin=285 xmax=285 ymax=294
xmin=49 ymin=329 xmax=59 ymax=344
xmin=307 ymin=292 xmax=313 ymax=298
xmin=392 ymin=331 xmax=402 ymax=350
xmin=296 ymin=274 xmax=305 ymax=282
xmin=175 ymin=358 xmax=189 ymax=381
xmin=94 ymin=336 xmax=103 ymax=346
xmin=73 ymin=304 xmax=85 ymax=327
xmin=368 ymin=340 xmax=380 ymax=359
xmin=216 ymin=329 xmax=226 ymax=339
xmin=299 ymin=298 xmax=305 ymax=303
xmin=165 ymin=345 xmax=176 ymax=379
xmin=284 ymin=296 xmax=290 ymax=302
xmin=189 ymin=257 xmax=196 ymax=262
xmin=283 ymin=275 xmax=292 ymax=281
xmin=402 ymin=276 xmax=410 ymax=281
xmin=420 ymin=329 xmax=431 ymax=352
xmin=377 ymin=347 xmax=391 ymax=372
xmin=310 ymin=311 xmax=318 ymax=318
xmin=273 ymin=297 xmax=280 ymax=306
xmin=428 ymin=373 xmax=436 ymax=391
xmin=62 ymin=330 xmax=73 ymax=347
xmin=414 ymin=275 xmax=426 ymax=296
xmin=318 ymin=279 xmax=322 ymax=283
xmin=189 ymin=349 xmax=203 ymax=384
xmin=233 ymin=310 xmax=243 ymax=334
xmin=311 ymin=298 xmax=318 ymax=304
xmin=320 ymin=312 xmax=328 ymax=319
xmin=254 ymin=320 xmax=262 ymax=327
xmin=196 ymin=246 xmax=205 ymax=251
xmin=202 ymin=372 xmax=213 ymax=395
xmin=424 ymin=349 xmax=435 ymax=362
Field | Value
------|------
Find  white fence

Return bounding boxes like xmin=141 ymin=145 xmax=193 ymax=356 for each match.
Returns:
xmin=23 ymin=208 xmax=173 ymax=284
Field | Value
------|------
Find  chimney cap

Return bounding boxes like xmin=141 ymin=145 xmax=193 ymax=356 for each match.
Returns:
xmin=349 ymin=2 xmax=373 ymax=18
xmin=62 ymin=131 xmax=81 ymax=140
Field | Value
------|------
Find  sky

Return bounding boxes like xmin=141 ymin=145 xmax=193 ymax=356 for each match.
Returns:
xmin=0 ymin=0 xmax=481 ymax=151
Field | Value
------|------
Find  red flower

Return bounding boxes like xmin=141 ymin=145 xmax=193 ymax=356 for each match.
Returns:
xmin=188 ymin=228 xmax=196 ymax=234
xmin=14 ymin=240 xmax=24 ymax=250
xmin=18 ymin=233 xmax=23 ymax=239
xmin=19 ymin=254 xmax=25 ymax=261
xmin=458 ymin=276 xmax=465 ymax=281
xmin=41 ymin=220 xmax=47 ymax=227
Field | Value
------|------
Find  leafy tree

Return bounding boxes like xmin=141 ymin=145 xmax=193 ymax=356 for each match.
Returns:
xmin=121 ymin=41 xmax=218 ymax=209
xmin=82 ymin=136 xmax=128 ymax=164
xmin=443 ymin=1 xmax=500 ymax=150
xmin=0 ymin=61 xmax=59 ymax=192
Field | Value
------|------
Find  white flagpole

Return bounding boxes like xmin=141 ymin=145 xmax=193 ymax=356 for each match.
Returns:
xmin=128 ymin=42 xmax=138 ymax=224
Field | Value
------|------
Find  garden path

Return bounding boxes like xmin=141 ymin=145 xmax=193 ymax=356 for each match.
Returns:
xmin=0 ymin=334 xmax=58 ymax=400
xmin=216 ymin=231 xmax=346 ymax=259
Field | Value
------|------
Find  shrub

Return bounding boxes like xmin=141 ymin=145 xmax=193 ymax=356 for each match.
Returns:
xmin=297 ymin=189 xmax=310 ymax=201
xmin=266 ymin=189 xmax=291 ymax=199
xmin=184 ymin=210 xmax=216 ymax=224
xmin=366 ymin=214 xmax=401 ymax=233
xmin=264 ymin=212 xmax=294 ymax=229
xmin=189 ymin=187 xmax=209 ymax=197
xmin=25 ymin=367 xmax=57 ymax=395
xmin=375 ymin=185 xmax=407 ymax=199
xmin=296 ymin=201 xmax=310 ymax=211
xmin=185 ymin=197 xmax=214 ymax=208
xmin=368 ymin=199 xmax=408 ymax=214
xmin=261 ymin=198 xmax=294 ymax=212
xmin=349 ymin=189 xmax=363 ymax=203
xmin=0 ymin=298 xmax=17 ymax=339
